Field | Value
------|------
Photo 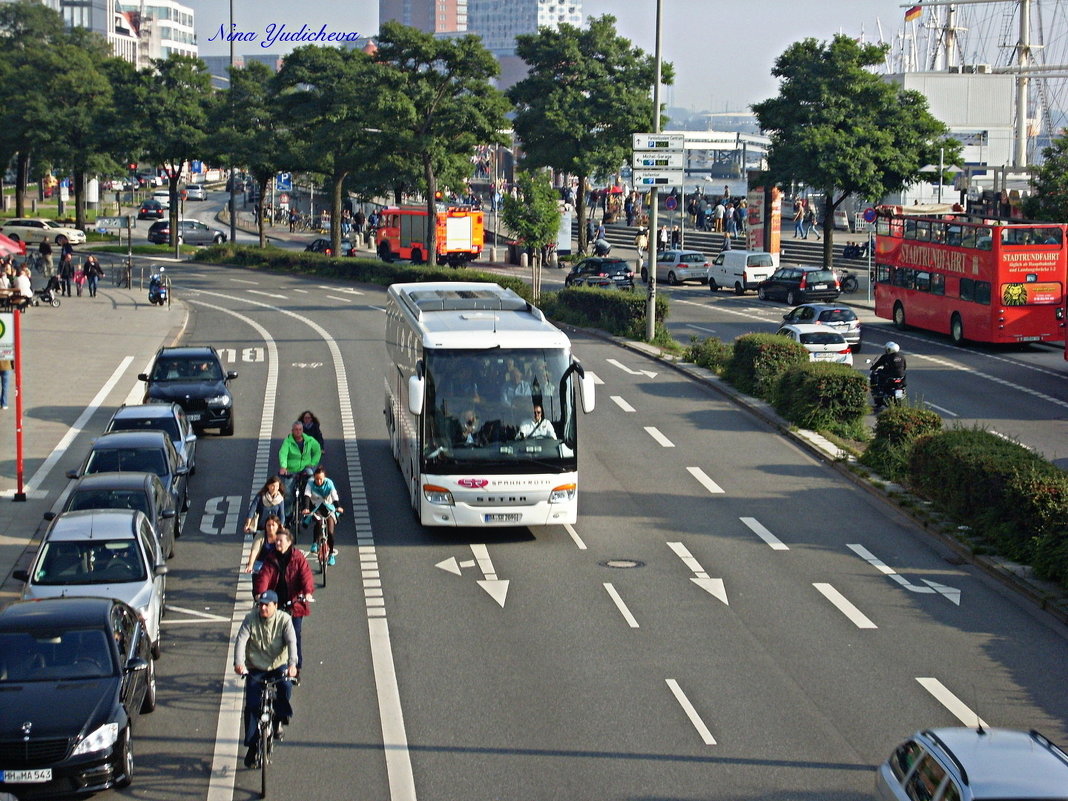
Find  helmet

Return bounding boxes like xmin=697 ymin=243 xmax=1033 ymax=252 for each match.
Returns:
xmin=885 ymin=342 xmax=900 ymax=354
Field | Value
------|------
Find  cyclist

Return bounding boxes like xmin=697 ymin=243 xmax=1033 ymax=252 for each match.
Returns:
xmin=254 ymin=528 xmax=314 ymax=680
xmin=233 ymin=590 xmax=297 ymax=768
xmin=278 ymin=422 xmax=321 ymax=511
xmin=302 ymin=465 xmax=344 ymax=566
xmin=244 ymin=476 xmax=286 ymax=534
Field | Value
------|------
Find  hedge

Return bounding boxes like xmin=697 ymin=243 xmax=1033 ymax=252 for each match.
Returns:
xmin=724 ymin=333 xmax=809 ymax=399
xmin=771 ymin=362 xmax=868 ymax=437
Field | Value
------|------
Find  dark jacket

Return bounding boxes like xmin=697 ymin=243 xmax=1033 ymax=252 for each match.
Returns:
xmin=872 ymin=352 xmax=907 ymax=381
xmin=254 ymin=547 xmax=314 ymax=618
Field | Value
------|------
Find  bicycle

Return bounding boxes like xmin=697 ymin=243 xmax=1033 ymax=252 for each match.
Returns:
xmin=243 ymin=673 xmax=288 ymax=799
xmin=304 ymin=504 xmax=341 ymax=586
xmin=838 ymin=268 xmax=860 ymax=294
xmin=281 ymin=469 xmax=312 ymax=533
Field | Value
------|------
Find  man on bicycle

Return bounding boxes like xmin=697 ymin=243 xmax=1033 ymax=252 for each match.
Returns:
xmin=302 ymin=465 xmax=343 ymax=565
xmin=234 ymin=590 xmax=297 ymax=768
xmin=278 ymin=422 xmax=321 ymax=511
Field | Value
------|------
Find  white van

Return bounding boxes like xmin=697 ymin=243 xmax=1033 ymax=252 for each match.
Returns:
xmin=707 ymin=250 xmax=777 ymax=294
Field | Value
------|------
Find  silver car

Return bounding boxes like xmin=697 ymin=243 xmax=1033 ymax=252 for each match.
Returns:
xmin=781 ymin=302 xmax=862 ymax=352
xmin=14 ymin=510 xmax=168 ymax=658
xmin=875 ymin=727 xmax=1068 ymax=801
xmin=103 ymin=402 xmax=197 ymax=474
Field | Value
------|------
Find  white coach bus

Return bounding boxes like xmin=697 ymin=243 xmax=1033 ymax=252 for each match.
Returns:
xmin=385 ymin=282 xmax=595 ymax=526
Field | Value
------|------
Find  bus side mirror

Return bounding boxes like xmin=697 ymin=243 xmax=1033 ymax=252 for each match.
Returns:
xmin=408 ymin=375 xmax=424 ymax=416
xmin=580 ymin=373 xmax=595 ymax=413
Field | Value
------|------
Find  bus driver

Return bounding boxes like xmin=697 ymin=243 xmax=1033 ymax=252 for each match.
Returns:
xmin=517 ymin=404 xmax=556 ymax=439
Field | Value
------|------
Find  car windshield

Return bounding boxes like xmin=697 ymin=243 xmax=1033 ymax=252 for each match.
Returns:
xmin=799 ymin=332 xmax=846 ymax=345
xmin=747 ymin=254 xmax=775 ymax=267
xmin=66 ymin=489 xmax=151 ymax=517
xmin=34 ymin=539 xmax=146 ymax=585
xmin=0 ymin=629 xmax=115 ymax=682
xmin=109 ymin=416 xmax=180 ymax=440
xmin=150 ymin=357 xmax=223 ymax=381
xmin=85 ymin=447 xmax=167 ymax=477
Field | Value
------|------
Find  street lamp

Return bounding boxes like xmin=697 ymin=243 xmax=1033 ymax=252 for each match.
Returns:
xmin=645 ymin=0 xmax=664 ymax=343
xmin=228 ymin=0 xmax=237 ymax=245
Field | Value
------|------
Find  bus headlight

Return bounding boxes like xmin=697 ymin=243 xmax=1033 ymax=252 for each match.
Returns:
xmin=549 ymin=484 xmax=576 ymax=503
xmin=423 ymin=484 xmax=454 ymax=505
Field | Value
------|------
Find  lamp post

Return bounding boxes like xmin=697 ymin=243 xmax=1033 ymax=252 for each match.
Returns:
xmin=228 ymin=0 xmax=236 ymax=245
xmin=645 ymin=0 xmax=664 ymax=342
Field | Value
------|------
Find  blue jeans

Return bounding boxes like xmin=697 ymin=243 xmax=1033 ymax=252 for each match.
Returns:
xmin=87 ymin=275 xmax=98 ymax=297
xmin=0 ymin=369 xmax=11 ymax=407
xmin=243 ymin=668 xmax=293 ymax=747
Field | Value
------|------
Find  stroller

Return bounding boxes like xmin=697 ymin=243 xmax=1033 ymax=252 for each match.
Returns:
xmin=33 ymin=275 xmax=61 ymax=308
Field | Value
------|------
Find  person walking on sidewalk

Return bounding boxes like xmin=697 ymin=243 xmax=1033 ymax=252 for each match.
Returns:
xmin=804 ymin=204 xmax=820 ymax=240
xmin=58 ymin=253 xmax=74 ymax=297
xmin=83 ymin=255 xmax=104 ymax=298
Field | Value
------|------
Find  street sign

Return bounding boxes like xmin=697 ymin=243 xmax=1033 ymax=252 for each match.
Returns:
xmin=276 ymin=172 xmax=293 ymax=192
xmin=632 ymin=152 xmax=685 ymax=169
xmin=632 ymin=132 xmax=685 ymax=151
xmin=862 ymin=207 xmax=878 ymax=223
xmin=633 ymin=169 xmax=685 ymax=187
xmin=95 ymin=216 xmax=131 ymax=229
xmin=0 ymin=313 xmax=12 ymax=360
xmin=664 ymin=196 xmax=678 ymax=211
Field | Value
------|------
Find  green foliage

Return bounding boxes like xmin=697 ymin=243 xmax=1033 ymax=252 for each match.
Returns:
xmin=685 ymin=336 xmax=733 ymax=374
xmin=540 ymin=287 xmax=669 ymax=340
xmin=771 ymin=362 xmax=868 ymax=436
xmin=1023 ymin=130 xmax=1068 ymax=222
xmin=724 ymin=333 xmax=808 ymax=399
xmin=502 ymin=171 xmax=561 ymax=255
xmin=859 ymin=403 xmax=943 ymax=482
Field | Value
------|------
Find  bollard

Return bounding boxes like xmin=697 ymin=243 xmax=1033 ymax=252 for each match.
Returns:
xmin=519 ymin=252 xmax=528 ymax=268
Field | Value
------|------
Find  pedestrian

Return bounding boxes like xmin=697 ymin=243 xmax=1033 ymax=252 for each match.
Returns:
xmin=725 ymin=204 xmax=738 ymax=237
xmin=288 ymin=208 xmax=298 ymax=233
xmin=38 ymin=241 xmax=53 ymax=278
xmin=58 ymin=253 xmax=74 ymax=297
xmin=586 ymin=216 xmax=595 ymax=246
xmin=73 ymin=262 xmax=87 ymax=296
xmin=805 ymin=204 xmax=820 ymax=240
xmin=633 ymin=227 xmax=648 ymax=276
xmin=713 ymin=201 xmax=726 ymax=233
xmin=82 ymin=255 xmax=103 ymax=298
xmin=722 ymin=233 xmax=732 ymax=252
xmin=671 ymin=225 xmax=681 ymax=249
xmin=341 ymin=208 xmax=352 ymax=236
xmin=624 ymin=194 xmax=635 ymax=227
xmin=793 ymin=202 xmax=806 ymax=239
xmin=0 ymin=357 xmax=11 ymax=409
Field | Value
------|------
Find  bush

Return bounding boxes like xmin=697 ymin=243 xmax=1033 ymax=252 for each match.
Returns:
xmin=685 ymin=336 xmax=733 ymax=374
xmin=859 ymin=404 xmax=943 ymax=482
xmin=771 ymin=362 xmax=868 ymax=436
xmin=724 ymin=333 xmax=808 ymax=399
xmin=541 ymin=287 xmax=670 ymax=340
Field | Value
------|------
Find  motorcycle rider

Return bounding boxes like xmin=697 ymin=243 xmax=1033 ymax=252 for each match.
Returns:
xmin=870 ymin=341 xmax=907 ymax=397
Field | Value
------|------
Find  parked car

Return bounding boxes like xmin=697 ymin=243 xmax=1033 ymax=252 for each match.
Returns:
xmin=138 ymin=346 xmax=237 ymax=436
xmin=0 ymin=218 xmax=85 ymax=246
xmin=646 ymin=249 xmax=710 ymax=285
xmin=0 ymin=597 xmax=155 ymax=798
xmin=65 ymin=430 xmax=189 ymax=517
xmin=103 ymin=402 xmax=196 ymax=473
xmin=136 ymin=200 xmax=165 ymax=220
xmin=147 ymin=219 xmax=227 ymax=246
xmin=13 ymin=509 xmax=168 ymax=659
xmin=757 ymin=265 xmax=841 ymax=305
xmin=775 ymin=323 xmax=854 ymax=366
xmin=564 ymin=257 xmax=634 ymax=290
xmin=304 ymin=237 xmax=357 ymax=257
xmin=781 ymin=303 xmax=862 ymax=352
xmin=49 ymin=471 xmax=181 ymax=558
xmin=183 ymin=185 xmax=205 ymax=201
xmin=875 ymin=727 xmax=1068 ymax=801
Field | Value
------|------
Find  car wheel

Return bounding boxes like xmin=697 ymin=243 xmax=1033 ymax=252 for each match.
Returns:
xmin=757 ymin=286 xmax=768 ymax=300
xmin=734 ymin=282 xmax=744 ymax=295
xmin=708 ymin=279 xmax=719 ymax=292
xmin=668 ymin=271 xmax=678 ymax=286
xmin=950 ymin=313 xmax=964 ymax=344
xmin=222 ymin=416 xmax=235 ymax=437
xmin=151 ymin=634 xmax=161 ymax=660
xmin=141 ymin=658 xmax=157 ymax=713
xmin=786 ymin=289 xmax=799 ymax=306
xmin=213 ymin=235 xmax=224 ymax=244
xmin=115 ymin=726 xmax=134 ymax=788
xmin=852 ymin=342 xmax=862 ymax=354
xmin=893 ymin=302 xmax=907 ymax=330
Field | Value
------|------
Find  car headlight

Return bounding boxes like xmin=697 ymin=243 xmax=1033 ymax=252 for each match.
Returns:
xmin=206 ymin=394 xmax=231 ymax=407
xmin=422 ymin=485 xmax=453 ymax=505
xmin=72 ymin=723 xmax=119 ymax=756
xmin=549 ymin=484 xmax=577 ymax=503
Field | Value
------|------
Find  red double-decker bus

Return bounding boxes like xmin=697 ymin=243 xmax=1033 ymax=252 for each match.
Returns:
xmin=873 ymin=206 xmax=1067 ymax=345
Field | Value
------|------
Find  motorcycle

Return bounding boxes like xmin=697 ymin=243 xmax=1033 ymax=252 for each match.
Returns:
xmin=867 ymin=361 xmax=906 ymax=412
xmin=148 ymin=268 xmax=168 ymax=306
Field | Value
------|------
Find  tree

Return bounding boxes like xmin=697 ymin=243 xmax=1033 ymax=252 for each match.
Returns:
xmin=753 ymin=35 xmax=960 ymax=267
xmin=1023 ymin=131 xmax=1068 ymax=221
xmin=373 ymin=21 xmax=510 ymax=262
xmin=509 ymin=15 xmax=671 ymax=254
xmin=502 ymin=170 xmax=561 ymax=301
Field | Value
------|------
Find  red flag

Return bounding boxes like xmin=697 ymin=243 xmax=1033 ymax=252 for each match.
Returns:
xmin=905 ymin=5 xmax=922 ymax=22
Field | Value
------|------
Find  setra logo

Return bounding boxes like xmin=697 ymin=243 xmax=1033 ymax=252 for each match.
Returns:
xmin=457 ymin=478 xmax=489 ymax=489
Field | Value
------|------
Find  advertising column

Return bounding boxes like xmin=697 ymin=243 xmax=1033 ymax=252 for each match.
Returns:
xmin=746 ymin=186 xmax=783 ymax=261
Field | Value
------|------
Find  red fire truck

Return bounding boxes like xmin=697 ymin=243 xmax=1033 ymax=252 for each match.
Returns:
xmin=375 ymin=205 xmax=484 ymax=267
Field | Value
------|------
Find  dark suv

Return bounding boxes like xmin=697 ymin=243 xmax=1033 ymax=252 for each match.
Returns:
xmin=138 ymin=346 xmax=237 ymax=436
xmin=757 ymin=265 xmax=840 ymax=305
xmin=137 ymin=199 xmax=165 ymax=220
xmin=564 ymin=257 xmax=634 ymax=290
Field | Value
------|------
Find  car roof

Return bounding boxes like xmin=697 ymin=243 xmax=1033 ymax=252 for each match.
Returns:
xmin=110 ymin=404 xmax=179 ymax=421
xmin=46 ymin=509 xmax=145 ymax=541
xmin=67 ymin=471 xmax=157 ymax=491
xmin=577 ymin=257 xmax=625 ymax=265
xmin=0 ymin=597 xmax=120 ymax=631
xmin=90 ymin=430 xmax=170 ymax=448
xmin=156 ymin=346 xmax=218 ymax=358
xmin=662 ymin=250 xmax=705 ymax=257
xmin=923 ymin=728 xmax=1068 ymax=798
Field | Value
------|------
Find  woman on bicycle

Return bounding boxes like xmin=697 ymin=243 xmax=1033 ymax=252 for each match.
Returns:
xmin=243 ymin=514 xmax=284 ymax=575
xmin=254 ymin=528 xmax=314 ymax=680
xmin=296 ymin=410 xmax=325 ymax=454
xmin=244 ymin=476 xmax=286 ymax=534
xmin=302 ymin=465 xmax=343 ymax=565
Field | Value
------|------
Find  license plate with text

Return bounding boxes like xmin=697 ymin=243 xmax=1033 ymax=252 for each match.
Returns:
xmin=1 ymin=768 xmax=52 ymax=783
xmin=485 ymin=513 xmax=522 ymax=523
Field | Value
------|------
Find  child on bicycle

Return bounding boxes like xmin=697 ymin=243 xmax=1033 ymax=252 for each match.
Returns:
xmin=301 ymin=465 xmax=343 ymax=566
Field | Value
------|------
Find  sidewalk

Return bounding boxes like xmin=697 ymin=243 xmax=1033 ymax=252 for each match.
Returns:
xmin=0 ymin=280 xmax=187 ymax=605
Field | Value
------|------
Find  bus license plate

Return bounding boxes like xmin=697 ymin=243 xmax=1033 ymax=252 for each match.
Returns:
xmin=485 ymin=513 xmax=521 ymax=523
xmin=1 ymin=768 xmax=52 ymax=783
xmin=1019 ymin=336 xmax=1042 ymax=342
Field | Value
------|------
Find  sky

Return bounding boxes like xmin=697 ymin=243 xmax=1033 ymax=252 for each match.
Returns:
xmin=192 ymin=0 xmax=913 ymax=112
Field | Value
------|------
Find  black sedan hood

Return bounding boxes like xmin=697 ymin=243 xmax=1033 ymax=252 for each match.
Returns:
xmin=0 ymin=679 xmax=116 ymax=740
xmin=147 ymin=379 xmax=228 ymax=402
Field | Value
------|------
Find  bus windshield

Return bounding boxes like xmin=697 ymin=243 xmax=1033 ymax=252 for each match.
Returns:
xmin=421 ymin=348 xmax=577 ymax=471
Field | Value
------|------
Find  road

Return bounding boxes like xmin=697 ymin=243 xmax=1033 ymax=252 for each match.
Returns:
xmin=55 ymin=260 xmax=1067 ymax=801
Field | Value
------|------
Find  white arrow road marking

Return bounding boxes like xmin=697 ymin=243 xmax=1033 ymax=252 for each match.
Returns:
xmin=611 ymin=395 xmax=636 ymax=412
xmin=916 ymin=678 xmax=989 ymax=729
xmin=687 ymin=466 xmax=725 ymax=494
xmin=440 ymin=544 xmax=510 ymax=607
xmin=161 ymin=605 xmax=230 ymax=625
xmin=603 ymin=583 xmax=639 ymax=628
xmin=563 ymin=523 xmax=587 ymax=550
xmin=248 ymin=289 xmax=287 ymax=299
xmin=667 ymin=542 xmax=728 ymax=605
xmin=644 ymin=426 xmax=675 ymax=447
xmin=813 ymin=583 xmax=877 ymax=629
xmin=740 ymin=517 xmax=789 ymax=551
xmin=848 ymin=544 xmax=961 ymax=605
xmin=665 ymin=679 xmax=716 ymax=745
xmin=435 ymin=557 xmax=461 ymax=576
xmin=606 ymin=358 xmax=658 ymax=379
xmin=318 ymin=285 xmax=365 ymax=295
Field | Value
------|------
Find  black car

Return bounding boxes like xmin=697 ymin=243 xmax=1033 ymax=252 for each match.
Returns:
xmin=50 ymin=471 xmax=181 ymax=558
xmin=147 ymin=219 xmax=227 ymax=246
xmin=564 ymin=257 xmax=635 ymax=290
xmin=136 ymin=199 xmax=164 ymax=220
xmin=138 ymin=346 xmax=237 ymax=436
xmin=304 ymin=237 xmax=357 ymax=257
xmin=756 ymin=265 xmax=841 ymax=305
xmin=0 ymin=597 xmax=155 ymax=799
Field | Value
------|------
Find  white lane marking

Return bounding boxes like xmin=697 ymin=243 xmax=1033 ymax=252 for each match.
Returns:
xmin=687 ymin=466 xmax=724 ymax=494
xmin=248 ymin=289 xmax=287 ymax=299
xmin=916 ymin=677 xmax=989 ymax=729
xmin=688 ymin=324 xmax=719 ymax=334
xmin=123 ymin=355 xmax=156 ymax=406
xmin=227 ymin=277 xmax=257 ymax=284
xmin=847 ymin=544 xmax=962 ymax=605
xmin=470 ymin=543 xmax=509 ymax=607
xmin=740 ymin=517 xmax=789 ymax=550
xmin=587 ymin=371 xmax=603 ymax=385
xmin=161 ymin=605 xmax=229 ymax=624
xmin=990 ymin=429 xmax=1031 ymax=449
xmin=293 ymin=288 xmax=309 ymax=294
xmin=813 ymin=583 xmax=877 ymax=629
xmin=319 ymin=285 xmax=365 ymax=295
xmin=644 ymin=426 xmax=675 ymax=447
xmin=326 ymin=294 xmax=354 ymax=303
xmin=611 ymin=395 xmax=636 ymax=412
xmin=665 ymin=679 xmax=716 ymax=745
xmin=603 ymin=583 xmax=639 ymax=628
xmin=563 ymin=522 xmax=587 ymax=550
xmin=371 ymin=617 xmax=418 ymax=800
xmin=606 ymin=357 xmax=657 ymax=378
xmin=924 ymin=401 xmax=958 ymax=417
xmin=667 ymin=542 xmax=729 ymax=605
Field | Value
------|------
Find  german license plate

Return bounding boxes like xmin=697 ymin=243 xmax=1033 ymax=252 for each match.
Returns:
xmin=1 ymin=768 xmax=52 ymax=783
xmin=484 ymin=513 xmax=521 ymax=523
xmin=186 ymin=413 xmax=202 ymax=422
xmin=812 ymin=283 xmax=828 ymax=290
xmin=814 ymin=352 xmax=835 ymax=360
xmin=1019 ymin=335 xmax=1042 ymax=342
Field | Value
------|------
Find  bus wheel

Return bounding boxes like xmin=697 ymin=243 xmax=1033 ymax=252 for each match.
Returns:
xmin=950 ymin=313 xmax=964 ymax=344
xmin=411 ymin=248 xmax=424 ymax=265
xmin=893 ymin=302 xmax=907 ymax=330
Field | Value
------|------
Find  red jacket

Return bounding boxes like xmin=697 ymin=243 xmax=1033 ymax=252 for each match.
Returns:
xmin=253 ymin=546 xmax=315 ymax=618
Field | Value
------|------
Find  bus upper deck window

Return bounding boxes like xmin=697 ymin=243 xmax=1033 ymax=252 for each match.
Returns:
xmin=915 ymin=221 xmax=931 ymax=241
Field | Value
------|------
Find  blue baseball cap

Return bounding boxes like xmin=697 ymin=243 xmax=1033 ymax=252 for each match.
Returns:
xmin=256 ymin=590 xmax=279 ymax=605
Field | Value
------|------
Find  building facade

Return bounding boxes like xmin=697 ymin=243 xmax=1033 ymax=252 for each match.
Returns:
xmin=379 ymin=0 xmax=467 ymax=34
